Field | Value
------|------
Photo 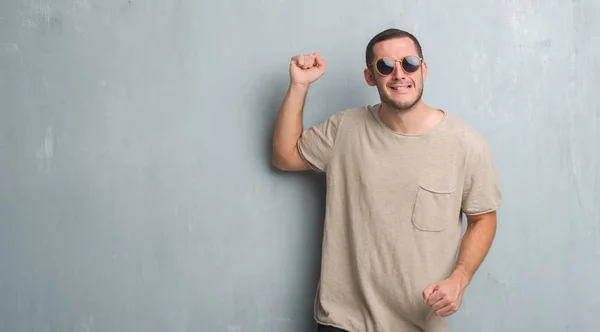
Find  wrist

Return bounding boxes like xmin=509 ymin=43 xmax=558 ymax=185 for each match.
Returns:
xmin=450 ymin=268 xmax=471 ymax=290
xmin=289 ymin=82 xmax=310 ymax=92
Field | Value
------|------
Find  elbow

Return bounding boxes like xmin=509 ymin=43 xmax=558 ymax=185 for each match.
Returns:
xmin=271 ymin=154 xmax=291 ymax=171
xmin=272 ymin=147 xmax=301 ymax=171
xmin=271 ymin=140 xmax=292 ymax=170
xmin=272 ymin=142 xmax=306 ymax=171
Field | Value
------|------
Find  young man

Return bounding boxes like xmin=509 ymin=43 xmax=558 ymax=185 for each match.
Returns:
xmin=272 ymin=28 xmax=502 ymax=332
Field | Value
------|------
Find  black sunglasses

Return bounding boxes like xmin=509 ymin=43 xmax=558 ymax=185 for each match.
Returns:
xmin=369 ymin=56 xmax=423 ymax=76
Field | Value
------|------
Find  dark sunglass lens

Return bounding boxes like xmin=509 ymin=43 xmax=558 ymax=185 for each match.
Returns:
xmin=376 ymin=58 xmax=395 ymax=75
xmin=402 ymin=56 xmax=421 ymax=73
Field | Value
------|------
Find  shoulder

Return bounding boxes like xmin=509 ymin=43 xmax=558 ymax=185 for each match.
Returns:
xmin=329 ymin=104 xmax=380 ymax=128
xmin=316 ymin=104 xmax=377 ymax=130
xmin=441 ymin=111 xmax=492 ymax=154
xmin=329 ymin=104 xmax=375 ymax=120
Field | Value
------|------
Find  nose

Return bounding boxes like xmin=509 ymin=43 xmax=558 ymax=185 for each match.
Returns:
xmin=392 ymin=60 xmax=406 ymax=80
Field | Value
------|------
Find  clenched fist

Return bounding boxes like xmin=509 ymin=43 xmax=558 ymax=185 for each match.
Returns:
xmin=422 ymin=274 xmax=468 ymax=317
xmin=289 ymin=52 xmax=327 ymax=88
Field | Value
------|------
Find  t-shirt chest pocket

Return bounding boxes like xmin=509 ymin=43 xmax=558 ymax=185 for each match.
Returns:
xmin=411 ymin=184 xmax=458 ymax=232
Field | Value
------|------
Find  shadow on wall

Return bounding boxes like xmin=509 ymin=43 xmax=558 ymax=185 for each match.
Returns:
xmin=255 ymin=65 xmax=373 ymax=331
xmin=257 ymin=72 xmax=327 ymax=332
xmin=259 ymin=71 xmax=327 ymax=196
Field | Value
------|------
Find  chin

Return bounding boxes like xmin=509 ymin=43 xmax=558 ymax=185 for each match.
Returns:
xmin=391 ymin=94 xmax=416 ymax=104
xmin=387 ymin=91 xmax=423 ymax=111
xmin=392 ymin=94 xmax=415 ymax=102
xmin=384 ymin=97 xmax=419 ymax=112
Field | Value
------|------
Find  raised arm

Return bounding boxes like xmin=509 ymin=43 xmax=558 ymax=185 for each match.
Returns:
xmin=272 ymin=52 xmax=326 ymax=171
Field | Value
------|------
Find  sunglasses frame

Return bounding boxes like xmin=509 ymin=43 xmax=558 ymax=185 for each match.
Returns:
xmin=369 ymin=56 xmax=424 ymax=76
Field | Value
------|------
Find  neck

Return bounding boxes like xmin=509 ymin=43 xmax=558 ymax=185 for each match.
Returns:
xmin=379 ymin=100 xmax=443 ymax=135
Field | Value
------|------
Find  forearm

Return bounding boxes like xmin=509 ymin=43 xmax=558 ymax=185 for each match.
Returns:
xmin=450 ymin=212 xmax=497 ymax=287
xmin=272 ymin=84 xmax=309 ymax=167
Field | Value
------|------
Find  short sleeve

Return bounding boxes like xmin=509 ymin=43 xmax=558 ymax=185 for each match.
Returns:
xmin=297 ymin=111 xmax=345 ymax=174
xmin=461 ymin=139 xmax=502 ymax=215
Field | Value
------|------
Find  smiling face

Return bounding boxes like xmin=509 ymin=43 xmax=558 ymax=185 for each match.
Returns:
xmin=364 ymin=37 xmax=428 ymax=112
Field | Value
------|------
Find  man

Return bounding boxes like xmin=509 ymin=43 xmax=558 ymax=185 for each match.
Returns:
xmin=272 ymin=28 xmax=501 ymax=332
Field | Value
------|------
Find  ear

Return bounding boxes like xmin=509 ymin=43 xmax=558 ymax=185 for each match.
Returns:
xmin=421 ymin=60 xmax=428 ymax=80
xmin=364 ymin=67 xmax=377 ymax=86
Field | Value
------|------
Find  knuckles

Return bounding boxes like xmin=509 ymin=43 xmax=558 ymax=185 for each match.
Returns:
xmin=291 ymin=54 xmax=319 ymax=69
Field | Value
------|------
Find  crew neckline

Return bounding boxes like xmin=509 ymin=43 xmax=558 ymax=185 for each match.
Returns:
xmin=372 ymin=104 xmax=447 ymax=138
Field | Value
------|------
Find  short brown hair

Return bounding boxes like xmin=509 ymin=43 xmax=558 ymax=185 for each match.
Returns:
xmin=365 ymin=28 xmax=424 ymax=67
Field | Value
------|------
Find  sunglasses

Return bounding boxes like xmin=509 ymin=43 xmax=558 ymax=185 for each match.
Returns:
xmin=369 ymin=56 xmax=423 ymax=76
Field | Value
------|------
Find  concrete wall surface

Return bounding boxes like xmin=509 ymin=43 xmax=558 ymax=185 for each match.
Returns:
xmin=1 ymin=0 xmax=599 ymax=331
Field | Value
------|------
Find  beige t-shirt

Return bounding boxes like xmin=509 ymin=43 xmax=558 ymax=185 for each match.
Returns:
xmin=297 ymin=104 xmax=502 ymax=332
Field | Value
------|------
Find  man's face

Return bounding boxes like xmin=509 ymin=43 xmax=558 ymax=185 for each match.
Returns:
xmin=364 ymin=37 xmax=427 ymax=112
